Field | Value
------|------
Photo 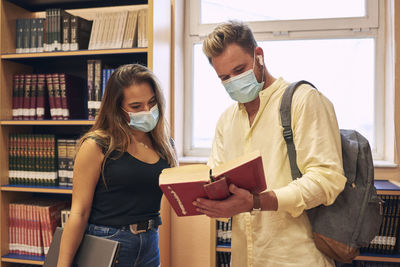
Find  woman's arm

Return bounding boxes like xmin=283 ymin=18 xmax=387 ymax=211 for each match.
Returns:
xmin=57 ymin=139 xmax=104 ymax=267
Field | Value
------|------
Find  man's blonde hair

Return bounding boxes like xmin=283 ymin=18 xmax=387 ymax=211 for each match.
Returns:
xmin=202 ymin=20 xmax=258 ymax=64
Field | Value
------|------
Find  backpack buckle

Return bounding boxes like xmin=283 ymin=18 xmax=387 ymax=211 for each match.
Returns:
xmin=283 ymin=127 xmax=293 ymax=141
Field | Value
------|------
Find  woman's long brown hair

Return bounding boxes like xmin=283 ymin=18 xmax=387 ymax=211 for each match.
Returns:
xmin=78 ymin=64 xmax=177 ymax=187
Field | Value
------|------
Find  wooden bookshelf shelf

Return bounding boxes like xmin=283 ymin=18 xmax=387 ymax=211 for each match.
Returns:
xmin=1 ymin=253 xmax=44 ymax=265
xmin=0 ymin=120 xmax=95 ymax=125
xmin=1 ymin=48 xmax=148 ymax=59
xmin=355 ymin=253 xmax=400 ymax=263
xmin=375 ymin=180 xmax=400 ymax=195
xmin=1 ymin=185 xmax=72 ymax=194
xmin=216 ymin=247 xmax=231 ymax=253
xmin=377 ymin=190 xmax=400 ymax=195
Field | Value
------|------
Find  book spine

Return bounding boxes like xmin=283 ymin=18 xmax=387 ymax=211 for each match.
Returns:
xmin=93 ymin=60 xmax=102 ymax=118
xmin=44 ymin=10 xmax=50 ymax=51
xmin=29 ymin=74 xmax=37 ymax=120
xmin=12 ymin=74 xmax=19 ymax=119
xmin=22 ymin=74 xmax=31 ymax=120
xmin=57 ymin=139 xmax=67 ymax=187
xmin=62 ymin=15 xmax=70 ymax=51
xmin=17 ymin=74 xmax=24 ymax=120
xmin=59 ymin=73 xmax=69 ymax=119
xmin=36 ymin=74 xmax=46 ymax=119
xmin=37 ymin=135 xmax=45 ymax=186
xmin=26 ymin=135 xmax=33 ymax=185
xmin=37 ymin=18 xmax=44 ymax=52
xmin=52 ymin=73 xmax=62 ymax=120
xmin=29 ymin=18 xmax=37 ymax=53
xmin=66 ymin=139 xmax=76 ymax=187
xmin=16 ymin=19 xmax=23 ymax=53
xmin=45 ymin=74 xmax=56 ymax=119
xmin=8 ymin=203 xmax=15 ymax=253
xmin=70 ymin=16 xmax=78 ymax=50
xmin=8 ymin=134 xmax=14 ymax=184
xmin=22 ymin=19 xmax=30 ymax=53
xmin=87 ymin=60 xmax=95 ymax=120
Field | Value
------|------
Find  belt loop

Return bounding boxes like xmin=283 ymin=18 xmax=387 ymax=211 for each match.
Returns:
xmin=129 ymin=224 xmax=147 ymax=235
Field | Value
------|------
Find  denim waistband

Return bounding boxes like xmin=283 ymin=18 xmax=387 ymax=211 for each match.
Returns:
xmin=88 ymin=216 xmax=162 ymax=233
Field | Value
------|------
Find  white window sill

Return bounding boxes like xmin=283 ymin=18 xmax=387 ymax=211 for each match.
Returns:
xmin=374 ymin=160 xmax=398 ymax=168
xmin=178 ymin=156 xmax=208 ymax=164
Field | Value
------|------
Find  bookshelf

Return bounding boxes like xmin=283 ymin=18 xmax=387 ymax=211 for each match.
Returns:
xmin=211 ymin=180 xmax=400 ymax=267
xmin=0 ymin=0 xmax=172 ymax=266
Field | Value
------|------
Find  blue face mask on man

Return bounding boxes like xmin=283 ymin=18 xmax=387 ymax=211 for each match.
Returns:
xmin=222 ymin=54 xmax=265 ymax=103
xmin=124 ymin=105 xmax=159 ymax=132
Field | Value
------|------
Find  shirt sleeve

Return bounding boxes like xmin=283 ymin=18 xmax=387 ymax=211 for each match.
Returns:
xmin=207 ymin=114 xmax=226 ymax=169
xmin=273 ymin=86 xmax=347 ymax=217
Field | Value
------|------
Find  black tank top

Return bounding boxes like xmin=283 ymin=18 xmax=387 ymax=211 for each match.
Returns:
xmin=88 ymin=149 xmax=170 ymax=226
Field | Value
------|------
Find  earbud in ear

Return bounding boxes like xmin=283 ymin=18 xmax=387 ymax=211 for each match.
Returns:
xmin=257 ymin=55 xmax=264 ymax=66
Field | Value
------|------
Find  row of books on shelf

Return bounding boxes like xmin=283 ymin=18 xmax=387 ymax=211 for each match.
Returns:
xmin=8 ymin=199 xmax=70 ymax=257
xmin=360 ymin=195 xmax=400 ymax=255
xmin=11 ymin=60 xmax=114 ymax=121
xmin=87 ymin=59 xmax=115 ymax=120
xmin=217 ymin=252 xmax=231 ymax=267
xmin=89 ymin=8 xmax=148 ymax=50
xmin=8 ymin=134 xmax=79 ymax=187
xmin=217 ymin=218 xmax=232 ymax=246
xmin=15 ymin=7 xmax=147 ymax=53
xmin=12 ymin=73 xmax=86 ymax=120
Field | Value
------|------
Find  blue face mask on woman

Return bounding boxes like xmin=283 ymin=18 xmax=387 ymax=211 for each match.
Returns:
xmin=124 ymin=105 xmax=159 ymax=132
xmin=222 ymin=54 xmax=264 ymax=103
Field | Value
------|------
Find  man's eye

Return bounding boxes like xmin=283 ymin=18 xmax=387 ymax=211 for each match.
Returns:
xmin=234 ymin=68 xmax=244 ymax=74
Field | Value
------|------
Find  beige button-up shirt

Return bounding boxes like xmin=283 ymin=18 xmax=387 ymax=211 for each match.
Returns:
xmin=208 ymin=78 xmax=346 ymax=266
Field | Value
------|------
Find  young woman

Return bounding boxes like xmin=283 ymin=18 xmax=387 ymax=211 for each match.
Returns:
xmin=57 ymin=64 xmax=177 ymax=267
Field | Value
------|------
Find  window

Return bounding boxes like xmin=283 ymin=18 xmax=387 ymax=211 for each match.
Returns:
xmin=184 ymin=0 xmax=394 ymax=164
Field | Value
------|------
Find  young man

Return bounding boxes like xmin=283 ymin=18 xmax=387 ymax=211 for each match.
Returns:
xmin=193 ymin=21 xmax=346 ymax=266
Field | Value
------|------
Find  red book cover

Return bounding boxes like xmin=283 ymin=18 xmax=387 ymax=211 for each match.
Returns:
xmin=59 ymin=73 xmax=69 ymax=119
xmin=36 ymin=74 xmax=47 ymax=120
xmin=15 ymin=203 xmax=21 ymax=254
xmin=35 ymin=204 xmax=44 ymax=255
xmin=38 ymin=205 xmax=49 ymax=255
xmin=12 ymin=74 xmax=20 ymax=120
xmin=21 ymin=203 xmax=28 ymax=255
xmin=38 ymin=200 xmax=69 ymax=255
xmin=45 ymin=73 xmax=56 ymax=119
xmin=27 ymin=203 xmax=33 ymax=255
xmin=29 ymin=74 xmax=38 ymax=120
xmin=17 ymin=74 xmax=25 ymax=120
xmin=8 ymin=203 xmax=15 ymax=254
xmin=160 ymin=151 xmax=266 ymax=216
xmin=52 ymin=73 xmax=63 ymax=120
xmin=22 ymin=74 xmax=32 ymax=120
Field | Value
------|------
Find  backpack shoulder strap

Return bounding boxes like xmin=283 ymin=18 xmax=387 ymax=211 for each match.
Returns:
xmin=280 ymin=80 xmax=316 ymax=180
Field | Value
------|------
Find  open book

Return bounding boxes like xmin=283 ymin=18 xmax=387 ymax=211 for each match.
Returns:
xmin=160 ymin=151 xmax=266 ymax=216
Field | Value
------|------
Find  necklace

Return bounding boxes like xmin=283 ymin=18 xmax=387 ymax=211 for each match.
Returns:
xmin=138 ymin=142 xmax=149 ymax=149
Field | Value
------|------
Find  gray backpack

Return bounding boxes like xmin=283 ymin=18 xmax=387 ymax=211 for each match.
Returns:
xmin=280 ymin=80 xmax=383 ymax=263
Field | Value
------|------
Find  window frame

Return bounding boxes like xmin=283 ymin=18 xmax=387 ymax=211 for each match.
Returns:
xmin=183 ymin=0 xmax=395 ymax=165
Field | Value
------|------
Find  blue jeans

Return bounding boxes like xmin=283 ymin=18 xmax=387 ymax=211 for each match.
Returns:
xmin=86 ymin=224 xmax=160 ymax=267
